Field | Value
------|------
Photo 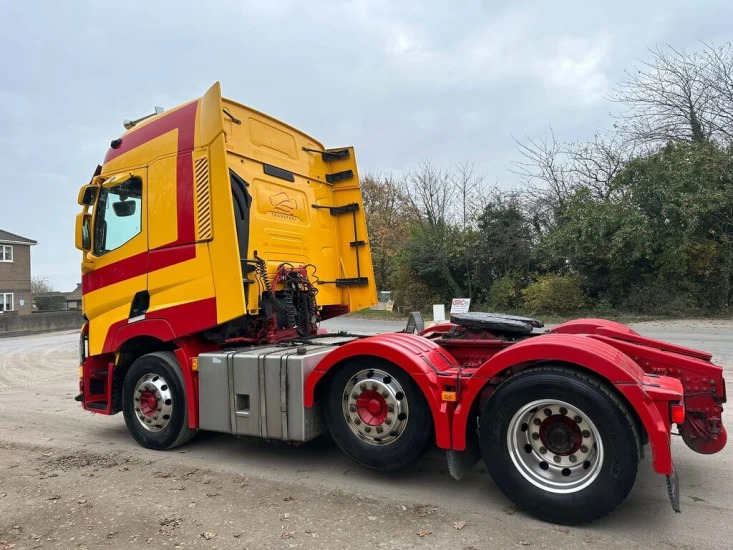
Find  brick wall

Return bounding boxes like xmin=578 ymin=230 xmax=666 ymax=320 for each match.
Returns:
xmin=0 ymin=243 xmax=33 ymax=315
xmin=0 ymin=310 xmax=83 ymax=336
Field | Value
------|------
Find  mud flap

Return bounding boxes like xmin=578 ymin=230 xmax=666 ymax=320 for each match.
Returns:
xmin=446 ymin=430 xmax=481 ymax=481
xmin=666 ymin=463 xmax=681 ymax=513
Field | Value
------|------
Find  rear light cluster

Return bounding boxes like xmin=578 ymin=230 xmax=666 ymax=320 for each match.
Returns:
xmin=670 ymin=403 xmax=685 ymax=425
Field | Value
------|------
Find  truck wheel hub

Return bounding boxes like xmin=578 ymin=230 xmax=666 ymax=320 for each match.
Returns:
xmin=356 ymin=391 xmax=388 ymax=425
xmin=507 ymin=399 xmax=603 ymax=493
xmin=540 ymin=416 xmax=581 ymax=455
xmin=132 ymin=373 xmax=174 ymax=433
xmin=139 ymin=390 xmax=158 ymax=418
xmin=343 ymin=368 xmax=409 ymax=446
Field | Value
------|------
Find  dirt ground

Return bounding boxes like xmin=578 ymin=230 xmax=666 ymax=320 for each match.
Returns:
xmin=1 ymin=319 xmax=732 ymax=549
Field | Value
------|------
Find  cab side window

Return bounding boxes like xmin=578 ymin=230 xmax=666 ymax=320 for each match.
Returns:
xmin=93 ymin=178 xmax=143 ymax=256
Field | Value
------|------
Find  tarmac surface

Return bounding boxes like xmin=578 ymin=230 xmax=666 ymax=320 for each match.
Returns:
xmin=0 ymin=318 xmax=731 ymax=549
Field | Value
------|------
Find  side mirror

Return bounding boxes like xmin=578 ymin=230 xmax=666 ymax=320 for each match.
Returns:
xmin=113 ymin=200 xmax=136 ymax=217
xmin=78 ymin=185 xmax=98 ymax=206
xmin=75 ymin=213 xmax=92 ymax=251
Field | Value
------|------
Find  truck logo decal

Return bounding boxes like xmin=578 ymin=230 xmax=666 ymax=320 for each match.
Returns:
xmin=268 ymin=192 xmax=299 ymax=220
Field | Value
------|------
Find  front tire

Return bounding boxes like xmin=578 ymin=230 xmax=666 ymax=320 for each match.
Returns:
xmin=479 ymin=366 xmax=640 ymax=524
xmin=323 ymin=359 xmax=433 ymax=470
xmin=122 ymin=352 xmax=197 ymax=450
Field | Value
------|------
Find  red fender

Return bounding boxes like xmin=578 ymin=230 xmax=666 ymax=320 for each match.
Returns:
xmin=304 ymin=332 xmax=457 ymax=449
xmin=552 ymin=318 xmax=639 ymax=336
xmin=452 ymin=333 xmax=678 ymax=475
xmin=105 ymin=318 xmax=177 ymax=353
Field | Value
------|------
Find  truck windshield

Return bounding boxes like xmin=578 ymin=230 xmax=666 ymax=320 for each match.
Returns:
xmin=93 ymin=178 xmax=143 ymax=256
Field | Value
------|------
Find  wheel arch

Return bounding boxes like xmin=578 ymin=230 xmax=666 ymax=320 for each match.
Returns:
xmin=304 ymin=333 xmax=457 ymax=449
xmin=453 ymin=334 xmax=674 ymax=475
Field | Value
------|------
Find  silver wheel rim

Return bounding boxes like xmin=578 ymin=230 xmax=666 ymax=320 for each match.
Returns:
xmin=507 ymin=399 xmax=603 ymax=493
xmin=342 ymin=368 xmax=409 ymax=446
xmin=133 ymin=373 xmax=173 ymax=433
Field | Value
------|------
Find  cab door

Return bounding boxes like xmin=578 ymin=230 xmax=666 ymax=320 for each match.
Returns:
xmin=82 ymin=169 xmax=148 ymax=356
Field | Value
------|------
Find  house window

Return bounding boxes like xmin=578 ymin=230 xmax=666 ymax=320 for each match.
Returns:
xmin=1 ymin=293 xmax=13 ymax=312
xmin=1 ymin=245 xmax=12 ymax=262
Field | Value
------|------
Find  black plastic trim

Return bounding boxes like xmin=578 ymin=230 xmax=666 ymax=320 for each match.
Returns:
xmin=264 ymin=163 xmax=295 ymax=182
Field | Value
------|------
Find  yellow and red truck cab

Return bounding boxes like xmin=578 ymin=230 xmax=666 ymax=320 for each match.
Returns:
xmin=75 ymin=84 xmax=727 ymax=525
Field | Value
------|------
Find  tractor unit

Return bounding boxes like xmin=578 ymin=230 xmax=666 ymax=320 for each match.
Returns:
xmin=75 ymin=83 xmax=727 ymax=524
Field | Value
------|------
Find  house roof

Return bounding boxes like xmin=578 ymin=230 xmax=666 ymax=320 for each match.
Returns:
xmin=0 ymin=229 xmax=37 ymax=245
xmin=66 ymin=283 xmax=83 ymax=300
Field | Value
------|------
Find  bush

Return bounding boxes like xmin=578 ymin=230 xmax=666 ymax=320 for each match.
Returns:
xmin=486 ymin=273 xmax=525 ymax=311
xmin=522 ymin=274 xmax=585 ymax=314
xmin=34 ymin=295 xmax=66 ymax=311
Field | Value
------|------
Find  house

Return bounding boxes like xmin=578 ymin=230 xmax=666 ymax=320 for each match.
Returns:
xmin=65 ymin=283 xmax=82 ymax=310
xmin=33 ymin=284 xmax=83 ymax=312
xmin=0 ymin=229 xmax=37 ymax=315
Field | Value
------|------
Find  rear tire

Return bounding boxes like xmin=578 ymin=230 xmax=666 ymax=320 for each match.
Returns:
xmin=122 ymin=352 xmax=197 ymax=450
xmin=479 ymin=366 xmax=640 ymax=524
xmin=323 ymin=359 xmax=433 ymax=470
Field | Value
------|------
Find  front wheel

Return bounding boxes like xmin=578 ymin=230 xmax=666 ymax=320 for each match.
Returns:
xmin=122 ymin=352 xmax=197 ymax=450
xmin=323 ymin=360 xmax=434 ymax=470
xmin=479 ymin=366 xmax=640 ymax=524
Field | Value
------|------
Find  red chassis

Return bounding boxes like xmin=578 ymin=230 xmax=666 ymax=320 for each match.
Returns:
xmin=304 ymin=317 xmax=726 ymax=508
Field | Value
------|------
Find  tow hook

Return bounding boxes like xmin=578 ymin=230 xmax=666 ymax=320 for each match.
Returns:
xmin=666 ymin=464 xmax=681 ymax=513
xmin=74 ymin=393 xmax=83 ymax=402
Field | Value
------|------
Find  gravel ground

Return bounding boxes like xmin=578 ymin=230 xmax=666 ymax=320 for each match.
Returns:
xmin=0 ymin=318 xmax=731 ymax=549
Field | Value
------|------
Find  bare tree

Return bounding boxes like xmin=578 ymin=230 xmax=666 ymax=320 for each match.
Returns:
xmin=451 ymin=161 xmax=487 ymax=229
xmin=512 ymin=129 xmax=572 ymax=233
xmin=565 ymin=133 xmax=635 ymax=201
xmin=702 ymin=42 xmax=733 ymax=143
xmin=31 ymin=275 xmax=53 ymax=294
xmin=611 ymin=45 xmax=719 ymax=145
xmin=403 ymin=160 xmax=456 ymax=228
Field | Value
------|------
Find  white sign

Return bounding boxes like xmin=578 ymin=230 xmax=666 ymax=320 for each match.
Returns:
xmin=19 ymin=299 xmax=25 ymax=307
xmin=432 ymin=304 xmax=446 ymax=322
xmin=450 ymin=298 xmax=471 ymax=314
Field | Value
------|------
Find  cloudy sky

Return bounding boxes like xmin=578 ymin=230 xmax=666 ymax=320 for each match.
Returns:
xmin=1 ymin=0 xmax=731 ymax=290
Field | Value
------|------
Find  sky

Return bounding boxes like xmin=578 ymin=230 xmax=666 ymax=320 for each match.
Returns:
xmin=1 ymin=0 xmax=731 ymax=291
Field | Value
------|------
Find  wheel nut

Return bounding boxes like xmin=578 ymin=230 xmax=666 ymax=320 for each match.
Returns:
xmin=387 ymin=405 xmax=394 ymax=413
xmin=544 ymin=408 xmax=552 ymax=417
xmin=354 ymin=418 xmax=361 ymax=425
xmin=569 ymin=455 xmax=577 ymax=463
xmin=574 ymin=415 xmax=582 ymax=423
xmin=359 ymin=384 xmax=366 ymax=392
xmin=559 ymin=407 xmax=567 ymax=415
xmin=531 ymin=433 xmax=540 ymax=441
xmin=553 ymin=455 xmax=561 ymax=463
xmin=349 ymin=404 xmax=357 ymax=413
xmin=381 ymin=391 xmax=388 ymax=398
xmin=376 ymin=426 xmax=384 ymax=434
xmin=533 ymin=418 xmax=541 ymax=426
xmin=351 ymin=393 xmax=358 ymax=399
xmin=385 ymin=418 xmax=392 ymax=425
xmin=371 ymin=384 xmax=377 ymax=391
xmin=582 ymin=430 xmax=591 ymax=438
xmin=364 ymin=427 xmax=371 ymax=433
xmin=580 ymin=445 xmax=588 ymax=453
xmin=539 ymin=446 xmax=547 ymax=454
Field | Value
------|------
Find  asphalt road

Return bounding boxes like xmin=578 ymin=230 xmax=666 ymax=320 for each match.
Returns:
xmin=0 ymin=318 xmax=731 ymax=549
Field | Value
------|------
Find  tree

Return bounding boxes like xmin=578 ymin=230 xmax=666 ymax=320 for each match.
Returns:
xmin=361 ymin=173 xmax=409 ymax=291
xmin=474 ymin=191 xmax=535 ymax=293
xmin=611 ymin=45 xmax=728 ymax=145
xmin=31 ymin=275 xmax=53 ymax=294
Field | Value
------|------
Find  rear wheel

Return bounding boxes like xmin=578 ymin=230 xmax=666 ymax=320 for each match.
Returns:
xmin=122 ymin=352 xmax=197 ymax=450
xmin=323 ymin=360 xmax=433 ymax=470
xmin=479 ymin=366 xmax=640 ymax=524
